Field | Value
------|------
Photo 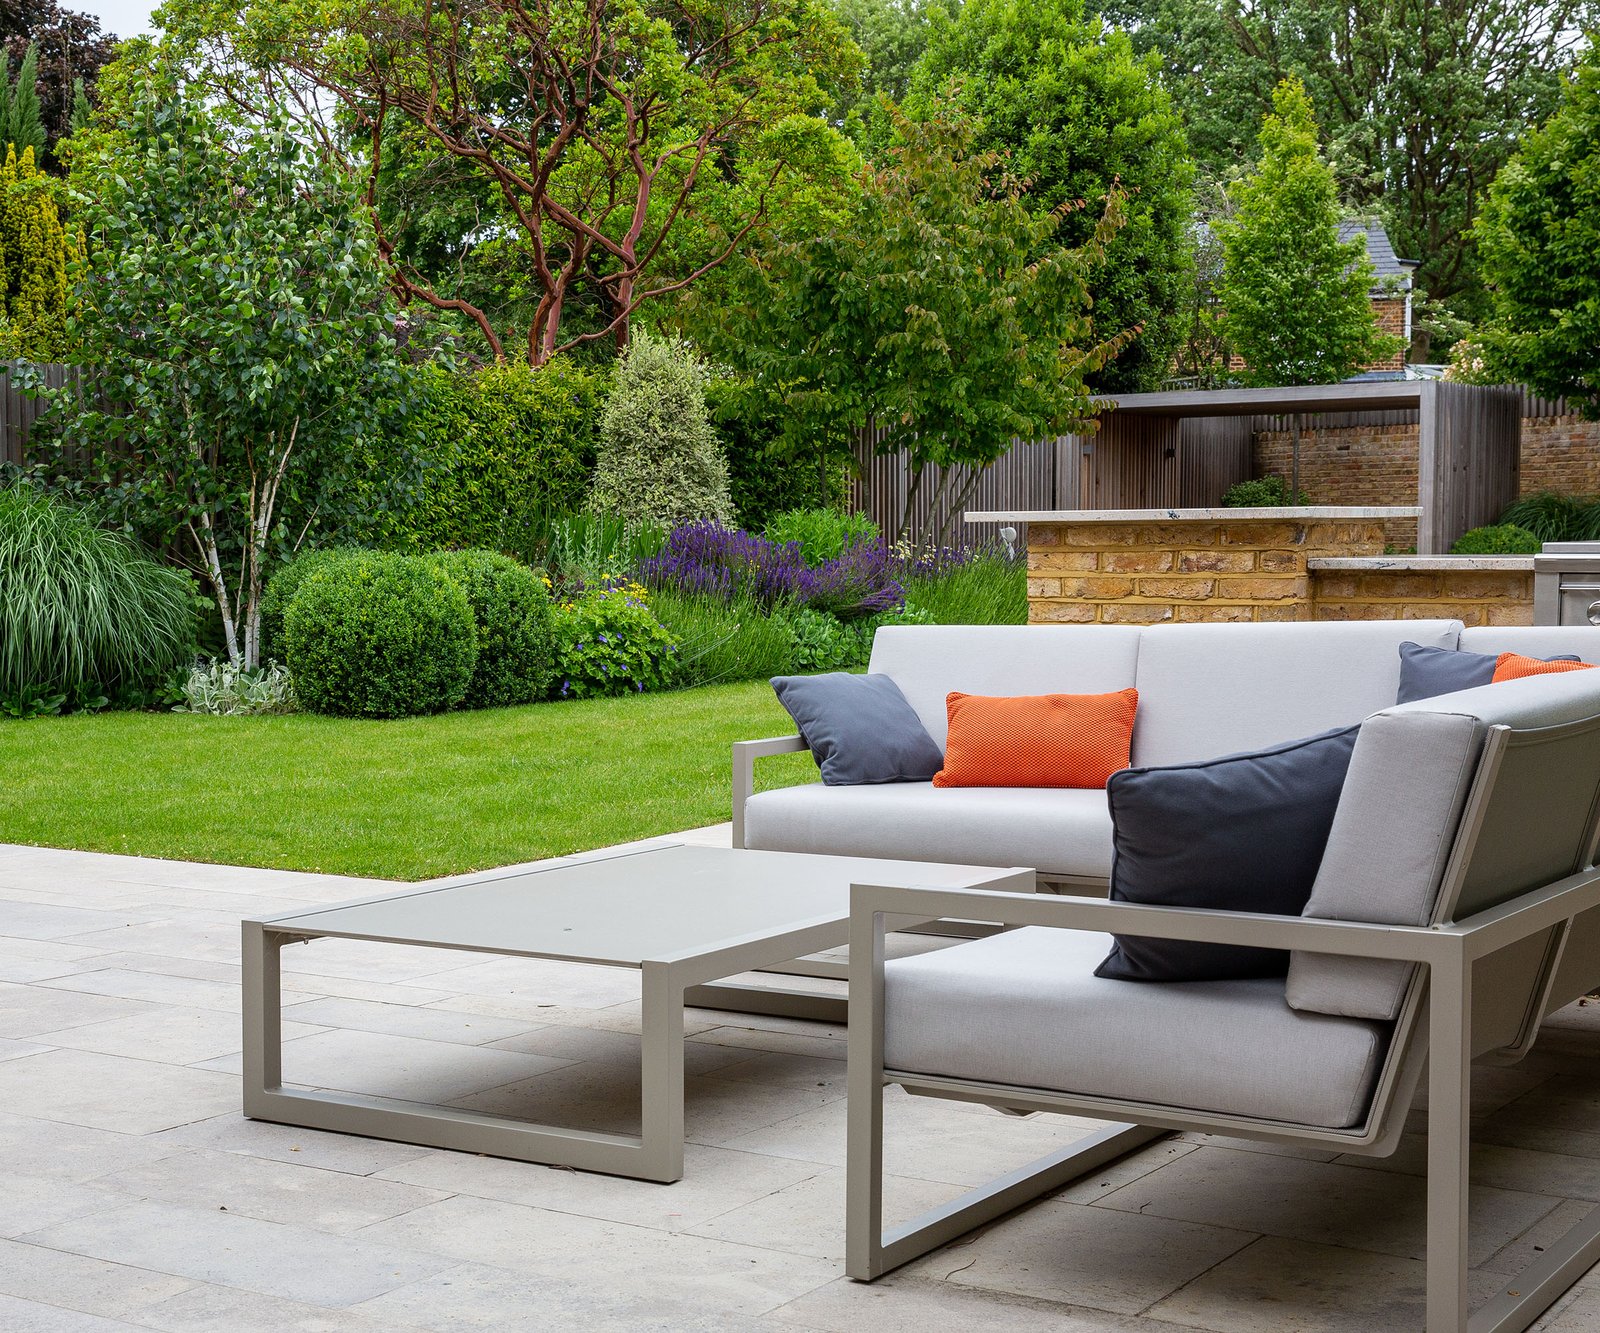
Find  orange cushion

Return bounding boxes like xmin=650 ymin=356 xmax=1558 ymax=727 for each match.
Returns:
xmin=1491 ymin=652 xmax=1597 ymax=683
xmin=933 ymin=689 xmax=1139 ymax=790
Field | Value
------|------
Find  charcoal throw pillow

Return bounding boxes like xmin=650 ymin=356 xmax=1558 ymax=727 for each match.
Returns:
xmin=770 ymin=673 xmax=943 ymax=786
xmin=1397 ymin=641 xmax=1578 ymax=704
xmin=1095 ymin=725 xmax=1360 ymax=983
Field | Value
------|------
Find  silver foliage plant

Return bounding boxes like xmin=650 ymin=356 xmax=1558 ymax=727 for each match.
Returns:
xmin=175 ymin=660 xmax=297 ymax=716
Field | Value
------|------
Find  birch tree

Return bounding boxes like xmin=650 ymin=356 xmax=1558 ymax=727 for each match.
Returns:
xmin=62 ymin=74 xmax=407 ymax=667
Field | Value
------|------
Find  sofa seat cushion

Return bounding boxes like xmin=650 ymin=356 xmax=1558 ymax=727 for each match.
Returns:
xmin=742 ymin=783 xmax=1114 ymax=879
xmin=884 ymin=928 xmax=1390 ymax=1129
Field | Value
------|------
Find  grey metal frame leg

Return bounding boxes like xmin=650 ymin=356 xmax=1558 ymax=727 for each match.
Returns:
xmin=240 ymin=925 xmax=694 ymax=1183
xmin=1428 ymin=956 xmax=1470 ymax=1333
xmin=845 ymin=907 xmax=1165 ymax=1280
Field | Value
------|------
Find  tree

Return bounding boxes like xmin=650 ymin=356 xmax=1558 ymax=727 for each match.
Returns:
xmin=700 ymin=102 xmax=1132 ymax=540
xmin=828 ymin=0 xmax=954 ymax=136
xmin=156 ymin=0 xmax=862 ymax=366
xmin=0 ymin=0 xmax=118 ymax=151
xmin=1475 ymin=40 xmax=1600 ymax=419
xmin=1111 ymin=0 xmax=1594 ymax=354
xmin=0 ymin=44 xmax=45 ymax=160
xmin=906 ymin=0 xmax=1192 ymax=393
xmin=61 ymin=74 xmax=411 ymax=668
xmin=1216 ymin=79 xmax=1401 ymax=492
xmin=588 ymin=333 xmax=735 ymax=527
xmin=905 ymin=0 xmax=1192 ymax=392
xmin=0 ymin=142 xmax=71 ymax=357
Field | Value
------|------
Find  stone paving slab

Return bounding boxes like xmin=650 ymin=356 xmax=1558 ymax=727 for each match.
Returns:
xmin=0 ymin=833 xmax=1597 ymax=1331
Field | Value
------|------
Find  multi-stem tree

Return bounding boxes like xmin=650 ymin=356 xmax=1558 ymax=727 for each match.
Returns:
xmin=703 ymin=101 xmax=1132 ymax=542
xmin=62 ymin=73 xmax=409 ymax=667
xmin=157 ymin=0 xmax=862 ymax=365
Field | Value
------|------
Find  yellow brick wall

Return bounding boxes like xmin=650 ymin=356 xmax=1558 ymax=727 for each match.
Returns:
xmin=1026 ymin=520 xmax=1536 ymax=626
xmin=1310 ymin=569 xmax=1534 ymax=627
xmin=1027 ymin=519 xmax=1390 ymax=624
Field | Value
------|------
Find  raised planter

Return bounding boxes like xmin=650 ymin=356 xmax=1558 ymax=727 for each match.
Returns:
xmin=970 ymin=507 xmax=1420 ymax=624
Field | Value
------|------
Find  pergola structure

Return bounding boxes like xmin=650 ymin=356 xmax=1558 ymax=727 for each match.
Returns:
xmin=1070 ymin=381 xmax=1522 ymax=554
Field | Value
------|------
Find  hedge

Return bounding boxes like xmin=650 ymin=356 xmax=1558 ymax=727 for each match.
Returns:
xmin=363 ymin=359 xmax=607 ymax=557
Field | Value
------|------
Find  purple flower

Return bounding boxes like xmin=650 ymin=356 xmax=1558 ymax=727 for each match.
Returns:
xmin=638 ymin=521 xmax=903 ymax=619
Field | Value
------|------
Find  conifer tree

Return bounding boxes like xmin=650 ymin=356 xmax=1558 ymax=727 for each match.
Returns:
xmin=5 ymin=47 xmax=47 ymax=163
xmin=0 ymin=145 xmax=71 ymax=357
xmin=1215 ymin=79 xmax=1401 ymax=493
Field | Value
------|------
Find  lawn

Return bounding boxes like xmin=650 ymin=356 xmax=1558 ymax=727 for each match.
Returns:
xmin=0 ymin=682 xmax=818 ymax=880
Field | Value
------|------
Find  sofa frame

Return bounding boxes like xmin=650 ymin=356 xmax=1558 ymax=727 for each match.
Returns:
xmin=845 ymin=715 xmax=1600 ymax=1333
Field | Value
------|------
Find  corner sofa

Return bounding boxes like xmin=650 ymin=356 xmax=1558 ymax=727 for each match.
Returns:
xmin=733 ymin=620 xmax=1600 ymax=889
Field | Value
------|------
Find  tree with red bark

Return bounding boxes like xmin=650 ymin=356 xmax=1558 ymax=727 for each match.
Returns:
xmin=155 ymin=0 xmax=862 ymax=365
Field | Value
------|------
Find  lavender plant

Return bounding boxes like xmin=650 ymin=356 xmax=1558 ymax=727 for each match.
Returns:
xmin=638 ymin=520 xmax=903 ymax=620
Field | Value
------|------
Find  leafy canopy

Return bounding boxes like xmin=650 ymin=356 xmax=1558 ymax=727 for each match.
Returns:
xmin=701 ymin=101 xmax=1130 ymax=538
xmin=1475 ymin=39 xmax=1600 ymax=419
xmin=155 ymin=0 xmax=864 ymax=365
xmin=1111 ymin=0 xmax=1594 ymax=349
xmin=907 ymin=0 xmax=1194 ymax=392
xmin=1215 ymin=79 xmax=1399 ymax=386
xmin=59 ymin=72 xmax=410 ymax=667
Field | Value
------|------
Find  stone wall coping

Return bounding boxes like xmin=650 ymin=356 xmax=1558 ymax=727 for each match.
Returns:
xmin=1310 ymin=556 xmax=1536 ymax=572
xmin=969 ymin=506 xmax=1423 ymax=523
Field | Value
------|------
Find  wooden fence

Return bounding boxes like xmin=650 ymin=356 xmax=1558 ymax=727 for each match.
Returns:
xmin=848 ymin=385 xmax=1585 ymax=544
xmin=0 ymin=362 xmax=76 ymax=468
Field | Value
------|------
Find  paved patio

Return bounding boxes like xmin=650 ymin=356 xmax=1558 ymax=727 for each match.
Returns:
xmin=1 ymin=832 xmax=1599 ymax=1331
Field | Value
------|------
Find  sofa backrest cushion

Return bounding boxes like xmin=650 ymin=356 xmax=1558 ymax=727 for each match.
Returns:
xmin=1287 ymin=668 xmax=1600 ymax=1021
xmin=1284 ymin=710 xmax=1483 ymax=1020
xmin=868 ymin=625 xmax=1142 ymax=750
xmin=1460 ymin=627 xmax=1600 ymax=663
xmin=1129 ymin=620 xmax=1462 ymax=767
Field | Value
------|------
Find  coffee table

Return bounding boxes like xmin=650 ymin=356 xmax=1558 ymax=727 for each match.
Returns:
xmin=242 ymin=844 xmax=1030 ymax=1182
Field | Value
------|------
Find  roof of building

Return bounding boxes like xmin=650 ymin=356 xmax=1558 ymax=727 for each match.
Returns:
xmin=1338 ymin=219 xmax=1418 ymax=288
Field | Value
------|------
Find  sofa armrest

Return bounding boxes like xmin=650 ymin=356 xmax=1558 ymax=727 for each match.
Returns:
xmin=732 ymin=734 xmax=809 ymax=848
xmin=848 ymin=882 xmax=1454 ymax=966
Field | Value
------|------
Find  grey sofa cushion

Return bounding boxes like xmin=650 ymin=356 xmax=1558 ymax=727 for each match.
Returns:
xmin=868 ymin=625 xmax=1142 ymax=749
xmin=1460 ymin=627 xmax=1600 ymax=663
xmin=884 ymin=927 xmax=1390 ymax=1129
xmin=1097 ymin=725 xmax=1359 ymax=982
xmin=742 ymin=782 xmax=1114 ymax=879
xmin=770 ymin=673 xmax=943 ymax=786
xmin=1285 ymin=710 xmax=1484 ymax=1021
xmin=1289 ymin=668 xmax=1600 ymax=1021
xmin=1130 ymin=620 xmax=1462 ymax=767
xmin=1397 ymin=641 xmax=1577 ymax=704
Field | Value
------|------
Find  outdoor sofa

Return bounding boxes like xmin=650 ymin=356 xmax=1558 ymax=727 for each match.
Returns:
xmin=734 ymin=620 xmax=1600 ymax=889
xmin=843 ymin=661 xmax=1600 ymax=1333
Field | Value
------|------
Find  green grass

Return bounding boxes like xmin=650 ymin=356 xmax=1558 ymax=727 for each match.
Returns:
xmin=0 ymin=682 xmax=818 ymax=880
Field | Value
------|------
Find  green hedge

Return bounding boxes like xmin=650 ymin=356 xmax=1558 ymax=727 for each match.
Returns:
xmin=705 ymin=380 xmax=844 ymax=529
xmin=364 ymin=360 xmax=607 ymax=558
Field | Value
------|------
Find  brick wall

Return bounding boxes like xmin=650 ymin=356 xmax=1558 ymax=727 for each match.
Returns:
xmin=1027 ymin=517 xmax=1391 ymax=624
xmin=1251 ymin=413 xmax=1600 ymax=547
xmin=1253 ymin=423 xmax=1419 ymax=551
xmin=1522 ymin=415 xmax=1600 ymax=495
xmin=1370 ymin=297 xmax=1407 ymax=371
xmin=1310 ymin=566 xmax=1533 ymax=627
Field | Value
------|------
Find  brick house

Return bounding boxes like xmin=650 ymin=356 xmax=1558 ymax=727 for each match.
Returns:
xmin=1340 ymin=219 xmax=1416 ymax=376
xmin=1224 ymin=218 xmax=1418 ymax=379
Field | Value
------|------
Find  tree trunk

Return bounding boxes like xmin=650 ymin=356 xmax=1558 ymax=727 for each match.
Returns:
xmin=192 ymin=510 xmax=241 ymax=667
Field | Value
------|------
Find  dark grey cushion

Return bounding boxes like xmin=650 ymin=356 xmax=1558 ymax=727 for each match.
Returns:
xmin=770 ymin=673 xmax=943 ymax=786
xmin=1096 ymin=725 xmax=1359 ymax=982
xmin=1397 ymin=641 xmax=1578 ymax=704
